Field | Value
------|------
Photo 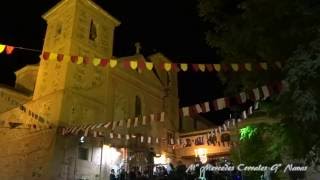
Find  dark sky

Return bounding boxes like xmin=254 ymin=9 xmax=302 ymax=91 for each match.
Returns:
xmin=0 ymin=0 xmax=229 ymax=124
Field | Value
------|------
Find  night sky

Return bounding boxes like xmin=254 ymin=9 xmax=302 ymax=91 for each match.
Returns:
xmin=0 ymin=0 xmax=229 ymax=124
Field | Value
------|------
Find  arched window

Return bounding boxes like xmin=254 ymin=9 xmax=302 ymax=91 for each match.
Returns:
xmin=135 ymin=96 xmax=142 ymax=117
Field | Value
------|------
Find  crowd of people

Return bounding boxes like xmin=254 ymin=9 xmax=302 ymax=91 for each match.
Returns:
xmin=109 ymin=160 xmax=243 ymax=180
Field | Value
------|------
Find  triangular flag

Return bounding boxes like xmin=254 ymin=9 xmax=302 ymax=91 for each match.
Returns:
xmin=239 ymin=92 xmax=247 ymax=103
xmin=148 ymin=137 xmax=152 ymax=144
xmin=213 ymin=64 xmax=221 ymax=72
xmin=244 ymin=63 xmax=252 ymax=71
xmin=49 ymin=53 xmax=58 ymax=60
xmin=126 ymin=134 xmax=130 ymax=140
xmin=138 ymin=60 xmax=146 ymax=70
xmin=259 ymin=63 xmax=268 ymax=70
xmin=134 ymin=117 xmax=139 ymax=127
xmin=57 ymin=54 xmax=64 ymax=62
xmin=160 ymin=112 xmax=165 ymax=122
xmin=252 ymin=88 xmax=261 ymax=100
xmin=275 ymin=61 xmax=282 ymax=69
xmin=254 ymin=101 xmax=259 ymax=110
xmin=71 ymin=56 xmax=78 ymax=63
xmin=103 ymin=122 xmax=111 ymax=129
xmin=242 ymin=111 xmax=247 ymax=119
xmin=146 ymin=62 xmax=153 ymax=70
xmin=118 ymin=134 xmax=121 ymax=139
xmin=119 ymin=120 xmax=124 ymax=127
xmin=100 ymin=59 xmax=109 ymax=67
xmin=150 ymin=114 xmax=155 ymax=122
xmin=130 ymin=61 xmax=138 ymax=70
xmin=42 ymin=52 xmax=50 ymax=60
xmin=127 ymin=118 xmax=132 ymax=128
xmin=180 ymin=64 xmax=188 ymax=71
xmin=93 ymin=131 xmax=98 ymax=137
xmin=164 ymin=63 xmax=172 ymax=71
xmin=198 ymin=64 xmax=206 ymax=72
xmin=261 ymin=86 xmax=270 ymax=99
xmin=112 ymin=121 xmax=117 ymax=130
xmin=110 ymin=59 xmax=117 ymax=68
xmin=206 ymin=64 xmax=213 ymax=72
xmin=0 ymin=44 xmax=6 ymax=53
xmin=5 ymin=46 xmax=14 ymax=54
xmin=156 ymin=138 xmax=159 ymax=144
xmin=181 ymin=107 xmax=190 ymax=117
xmin=76 ymin=56 xmax=84 ymax=64
xmin=93 ymin=58 xmax=101 ymax=66
xmin=170 ymin=138 xmax=174 ymax=145
xmin=110 ymin=133 xmax=114 ymax=139
xmin=248 ymin=106 xmax=253 ymax=115
xmin=231 ymin=64 xmax=239 ymax=71
xmin=142 ymin=116 xmax=147 ymax=125
xmin=195 ymin=104 xmax=202 ymax=113
xmin=141 ymin=136 xmax=144 ymax=143
xmin=83 ymin=57 xmax=90 ymax=64
xmin=204 ymin=102 xmax=210 ymax=112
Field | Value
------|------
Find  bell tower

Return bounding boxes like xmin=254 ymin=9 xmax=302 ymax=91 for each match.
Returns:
xmin=33 ymin=0 xmax=120 ymax=126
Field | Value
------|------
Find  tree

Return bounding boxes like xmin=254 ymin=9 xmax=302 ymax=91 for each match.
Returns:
xmin=199 ymin=0 xmax=320 ymax=168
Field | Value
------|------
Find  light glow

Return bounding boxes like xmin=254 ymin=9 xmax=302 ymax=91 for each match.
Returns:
xmin=195 ymin=148 xmax=208 ymax=164
xmin=102 ymin=145 xmax=121 ymax=165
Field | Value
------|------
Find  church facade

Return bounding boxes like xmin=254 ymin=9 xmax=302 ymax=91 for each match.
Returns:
xmin=0 ymin=0 xmax=231 ymax=179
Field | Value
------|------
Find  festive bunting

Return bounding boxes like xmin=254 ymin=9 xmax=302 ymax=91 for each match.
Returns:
xmin=0 ymin=44 xmax=5 ymax=53
xmin=5 ymin=46 xmax=14 ymax=54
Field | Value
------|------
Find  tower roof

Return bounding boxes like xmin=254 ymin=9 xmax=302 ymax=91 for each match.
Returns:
xmin=42 ymin=0 xmax=120 ymax=26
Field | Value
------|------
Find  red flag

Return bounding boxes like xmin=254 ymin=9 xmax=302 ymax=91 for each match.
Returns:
xmin=222 ymin=64 xmax=230 ymax=72
xmin=123 ymin=60 xmax=130 ymax=69
xmin=57 ymin=54 xmax=64 ymax=62
xmin=192 ymin=64 xmax=199 ymax=72
xmin=100 ymin=59 xmax=109 ymax=67
xmin=42 ymin=52 xmax=50 ymax=60
xmin=71 ymin=56 xmax=78 ymax=63
xmin=206 ymin=64 xmax=214 ymax=72
xmin=5 ymin=46 xmax=14 ymax=54
xmin=138 ymin=60 xmax=146 ymax=70
xmin=83 ymin=57 xmax=90 ymax=64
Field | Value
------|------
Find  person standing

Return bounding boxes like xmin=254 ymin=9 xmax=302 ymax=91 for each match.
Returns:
xmin=110 ymin=169 xmax=116 ymax=180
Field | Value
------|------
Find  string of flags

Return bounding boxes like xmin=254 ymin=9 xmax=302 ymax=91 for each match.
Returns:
xmin=0 ymin=90 xmax=53 ymax=130
xmin=0 ymin=44 xmax=15 ymax=54
xmin=60 ymin=111 xmax=165 ymax=137
xmin=180 ymin=81 xmax=285 ymax=117
xmin=41 ymin=51 xmax=282 ymax=72
xmin=0 ymin=42 xmax=283 ymax=73
xmin=60 ymin=128 xmax=164 ymax=145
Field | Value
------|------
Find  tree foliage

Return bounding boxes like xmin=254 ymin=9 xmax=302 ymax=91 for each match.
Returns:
xmin=199 ymin=0 xmax=320 ymax=165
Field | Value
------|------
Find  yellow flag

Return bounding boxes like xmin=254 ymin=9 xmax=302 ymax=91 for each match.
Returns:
xmin=245 ymin=63 xmax=252 ymax=71
xmin=198 ymin=64 xmax=206 ymax=72
xmin=0 ymin=44 xmax=5 ymax=53
xmin=93 ymin=58 xmax=101 ymax=66
xmin=259 ymin=62 xmax=268 ymax=70
xmin=275 ymin=61 xmax=282 ymax=69
xmin=77 ymin=56 xmax=84 ymax=64
xmin=49 ymin=53 xmax=58 ymax=60
xmin=110 ymin=59 xmax=118 ymax=68
xmin=130 ymin=61 xmax=138 ymax=70
xmin=164 ymin=63 xmax=172 ymax=71
xmin=146 ymin=62 xmax=153 ymax=70
xmin=231 ymin=64 xmax=239 ymax=71
xmin=180 ymin=64 xmax=188 ymax=71
xmin=213 ymin=64 xmax=221 ymax=72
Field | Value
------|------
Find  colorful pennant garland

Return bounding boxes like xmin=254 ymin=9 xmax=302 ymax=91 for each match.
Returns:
xmin=0 ymin=90 xmax=53 ymax=129
xmin=61 ymin=127 xmax=163 ymax=145
xmin=40 ymin=51 xmax=282 ymax=72
xmin=179 ymin=81 xmax=285 ymax=117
